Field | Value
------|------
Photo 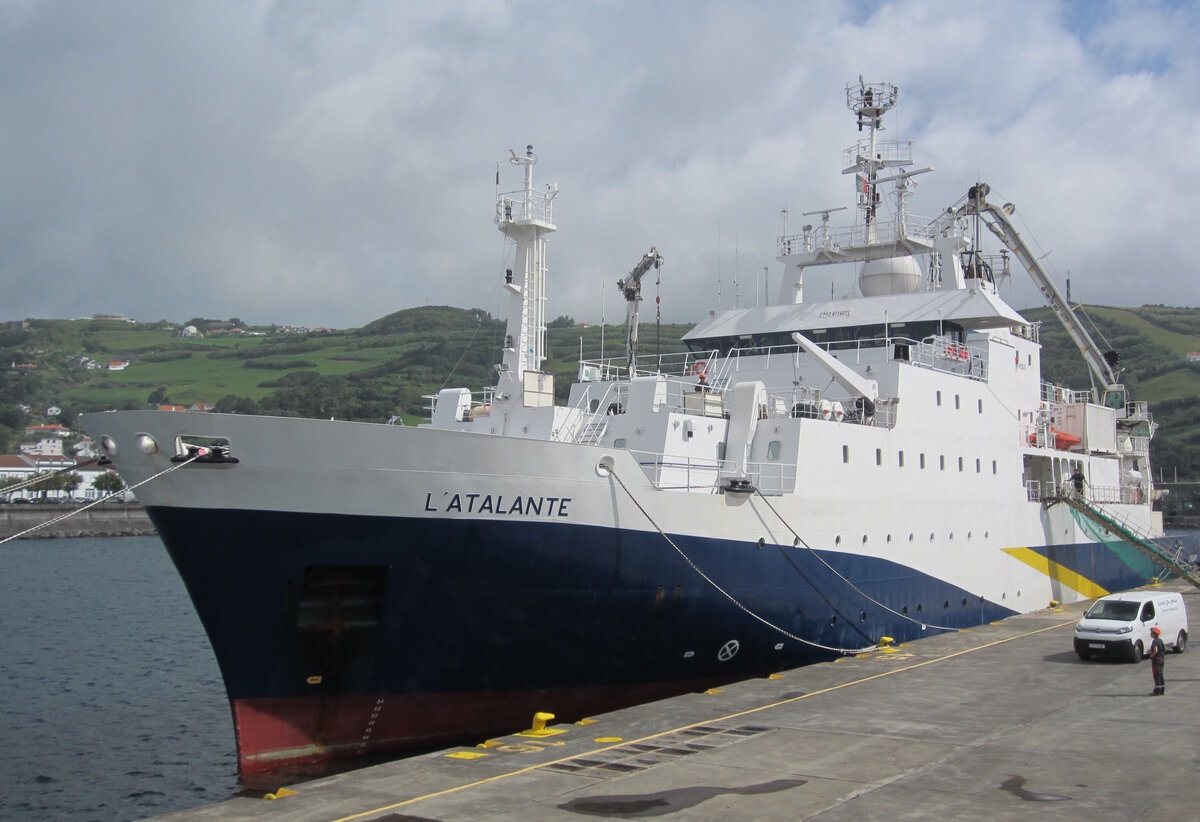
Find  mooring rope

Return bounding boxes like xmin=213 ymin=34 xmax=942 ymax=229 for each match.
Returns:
xmin=606 ymin=465 xmax=878 ymax=655
xmin=0 ymin=453 xmax=204 ymax=546
xmin=751 ymin=489 xmax=959 ymax=633
xmin=0 ymin=456 xmax=104 ymax=496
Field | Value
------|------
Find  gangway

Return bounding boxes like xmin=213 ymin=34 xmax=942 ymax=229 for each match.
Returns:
xmin=1050 ymin=495 xmax=1200 ymax=590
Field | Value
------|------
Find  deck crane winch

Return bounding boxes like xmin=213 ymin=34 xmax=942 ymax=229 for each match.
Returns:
xmin=617 ymin=247 xmax=663 ymax=372
xmin=959 ymin=183 xmax=1126 ymax=411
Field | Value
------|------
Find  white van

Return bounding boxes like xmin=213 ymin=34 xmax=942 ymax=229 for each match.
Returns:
xmin=1074 ymin=591 xmax=1189 ymax=662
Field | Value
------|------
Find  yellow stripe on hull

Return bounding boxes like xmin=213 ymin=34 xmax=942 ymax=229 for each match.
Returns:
xmin=1001 ymin=547 xmax=1109 ymax=599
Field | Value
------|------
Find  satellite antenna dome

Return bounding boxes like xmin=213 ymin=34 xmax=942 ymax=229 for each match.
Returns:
xmin=859 ymin=255 xmax=922 ymax=296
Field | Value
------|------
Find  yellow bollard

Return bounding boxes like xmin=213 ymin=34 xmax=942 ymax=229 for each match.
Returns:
xmin=517 ymin=711 xmax=566 ymax=738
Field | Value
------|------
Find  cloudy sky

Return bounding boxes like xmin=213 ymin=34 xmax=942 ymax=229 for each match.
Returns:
xmin=1 ymin=0 xmax=1197 ymax=329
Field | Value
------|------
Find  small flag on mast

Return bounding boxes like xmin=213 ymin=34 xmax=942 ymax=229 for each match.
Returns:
xmin=856 ymin=174 xmax=869 ymax=196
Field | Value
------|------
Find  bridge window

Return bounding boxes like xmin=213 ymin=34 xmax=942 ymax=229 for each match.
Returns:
xmin=767 ymin=441 xmax=781 ymax=461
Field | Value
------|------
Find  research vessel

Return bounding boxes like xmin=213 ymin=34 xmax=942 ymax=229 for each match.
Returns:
xmin=81 ymin=82 xmax=1168 ymax=778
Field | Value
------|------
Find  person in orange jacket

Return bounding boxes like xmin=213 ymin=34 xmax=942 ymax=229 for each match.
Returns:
xmin=1148 ymin=626 xmax=1166 ymax=696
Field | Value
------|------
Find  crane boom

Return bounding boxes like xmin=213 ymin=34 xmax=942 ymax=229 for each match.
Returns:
xmin=617 ymin=247 xmax=662 ymax=370
xmin=960 ymin=183 xmax=1121 ymax=396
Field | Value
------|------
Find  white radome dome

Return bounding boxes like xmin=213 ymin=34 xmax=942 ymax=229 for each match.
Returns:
xmin=859 ymin=255 xmax=922 ymax=297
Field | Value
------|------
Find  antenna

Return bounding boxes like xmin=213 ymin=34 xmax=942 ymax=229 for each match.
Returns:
xmin=734 ymin=231 xmax=740 ymax=309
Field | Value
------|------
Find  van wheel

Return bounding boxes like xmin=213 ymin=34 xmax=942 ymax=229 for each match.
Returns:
xmin=1076 ymin=650 xmax=1090 ymax=661
xmin=1130 ymin=640 xmax=1143 ymax=663
xmin=1175 ymin=631 xmax=1187 ymax=654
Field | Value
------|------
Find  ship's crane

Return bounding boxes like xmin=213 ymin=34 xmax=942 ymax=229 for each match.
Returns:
xmin=960 ymin=183 xmax=1125 ymax=409
xmin=617 ymin=247 xmax=663 ymax=371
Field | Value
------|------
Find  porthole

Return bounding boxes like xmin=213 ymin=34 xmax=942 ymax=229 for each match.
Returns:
xmin=949 ymin=532 xmax=954 ymax=542
xmin=859 ymin=611 xmax=867 ymax=622
xmin=757 ymin=537 xmax=765 ymax=550
xmin=830 ymin=615 xmax=838 ymax=626
xmin=886 ymin=533 xmax=893 ymax=544
xmin=917 ymin=604 xmax=923 ymax=614
xmin=967 ymin=531 xmax=972 ymax=540
xmin=861 ymin=534 xmax=868 ymax=545
xmin=908 ymin=532 xmax=914 ymax=543
xmin=929 ymin=532 xmax=935 ymax=542
xmin=902 ymin=606 xmax=909 ymax=615
xmin=835 ymin=534 xmax=842 ymax=546
xmin=943 ymin=600 xmax=950 ymax=610
xmin=961 ymin=598 xmax=968 ymax=607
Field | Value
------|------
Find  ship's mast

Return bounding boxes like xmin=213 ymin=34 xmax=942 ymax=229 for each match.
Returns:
xmin=496 ymin=145 xmax=558 ymax=393
xmin=847 ymin=80 xmax=900 ymax=244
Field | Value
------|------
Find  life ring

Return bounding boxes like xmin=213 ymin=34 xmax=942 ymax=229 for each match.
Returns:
xmin=691 ymin=360 xmax=708 ymax=377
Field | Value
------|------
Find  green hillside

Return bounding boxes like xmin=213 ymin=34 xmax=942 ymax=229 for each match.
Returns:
xmin=0 ymin=311 xmax=692 ymax=445
xmin=2 ymin=304 xmax=1197 ymax=479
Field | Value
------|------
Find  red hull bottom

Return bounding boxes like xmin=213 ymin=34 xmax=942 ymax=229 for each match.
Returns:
xmin=233 ymin=679 xmax=727 ymax=780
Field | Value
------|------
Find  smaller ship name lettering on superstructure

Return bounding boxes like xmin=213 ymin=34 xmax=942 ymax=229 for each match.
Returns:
xmin=424 ymin=492 xmax=571 ymax=517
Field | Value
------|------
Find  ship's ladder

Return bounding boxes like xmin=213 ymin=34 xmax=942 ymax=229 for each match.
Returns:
xmin=1051 ymin=494 xmax=1200 ymax=590
xmin=576 ymin=417 xmax=608 ymax=445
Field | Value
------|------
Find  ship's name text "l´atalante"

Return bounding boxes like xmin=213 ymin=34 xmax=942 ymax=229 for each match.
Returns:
xmin=424 ymin=492 xmax=572 ymax=517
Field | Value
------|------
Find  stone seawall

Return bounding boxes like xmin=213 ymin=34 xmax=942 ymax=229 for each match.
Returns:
xmin=0 ymin=504 xmax=157 ymax=540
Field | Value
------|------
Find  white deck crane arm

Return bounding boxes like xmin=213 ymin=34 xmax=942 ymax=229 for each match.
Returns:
xmin=616 ymin=247 xmax=663 ymax=370
xmin=960 ymin=183 xmax=1121 ymax=397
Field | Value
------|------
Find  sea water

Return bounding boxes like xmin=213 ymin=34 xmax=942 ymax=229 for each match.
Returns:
xmin=0 ymin=536 xmax=237 ymax=821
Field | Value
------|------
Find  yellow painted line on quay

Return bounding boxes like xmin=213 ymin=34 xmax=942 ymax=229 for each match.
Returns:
xmin=330 ymin=617 xmax=1078 ymax=822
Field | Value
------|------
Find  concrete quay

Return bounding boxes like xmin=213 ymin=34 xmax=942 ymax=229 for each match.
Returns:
xmin=162 ymin=583 xmax=1199 ymax=821
xmin=0 ymin=502 xmax=155 ymax=540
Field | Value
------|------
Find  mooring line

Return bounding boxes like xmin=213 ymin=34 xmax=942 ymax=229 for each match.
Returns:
xmin=751 ymin=489 xmax=960 ymax=633
xmin=0 ymin=456 xmax=104 ymax=496
xmin=606 ymin=465 xmax=878 ymax=655
xmin=0 ymin=453 xmax=203 ymax=546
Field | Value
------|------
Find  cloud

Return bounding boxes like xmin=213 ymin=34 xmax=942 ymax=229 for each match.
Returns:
xmin=0 ymin=0 xmax=1197 ymax=330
